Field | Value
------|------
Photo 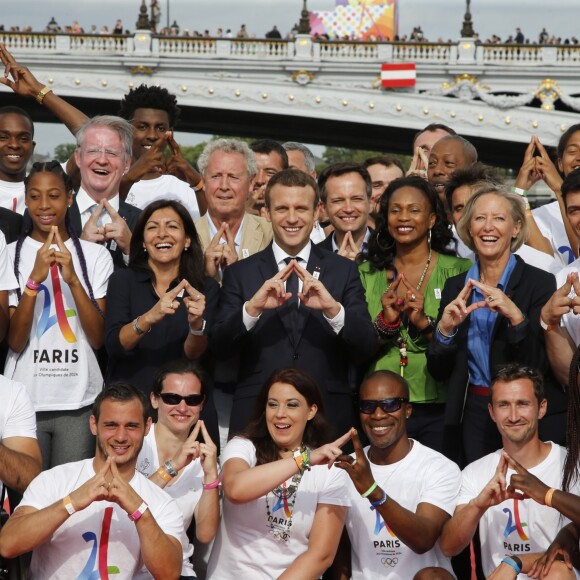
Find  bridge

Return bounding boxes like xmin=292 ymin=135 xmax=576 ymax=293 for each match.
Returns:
xmin=1 ymin=30 xmax=580 ymax=168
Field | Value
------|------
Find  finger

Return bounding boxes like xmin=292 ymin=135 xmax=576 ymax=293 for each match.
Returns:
xmin=524 ymin=137 xmax=536 ymax=162
xmin=503 ymin=451 xmax=526 ymax=474
xmin=333 ymin=429 xmax=353 ymax=449
xmin=102 ymin=199 xmax=120 ymax=221
xmin=458 ymin=279 xmax=475 ymax=301
xmin=398 ymin=274 xmax=415 ymax=292
xmin=98 ymin=454 xmax=113 ymax=476
xmin=187 ymin=420 xmax=202 ymax=443
xmin=109 ymin=456 xmax=119 ymax=476
xmin=167 ymin=279 xmax=188 ymax=299
xmin=198 ymin=420 xmax=215 ymax=445
xmin=293 ymin=260 xmax=311 ymax=280
xmin=418 ymin=147 xmax=429 ymax=170
xmin=350 ymin=428 xmax=364 ymax=457
xmin=276 ymin=260 xmax=295 ymax=280
xmin=209 ymin=223 xmax=226 ymax=247
xmin=224 ymin=223 xmax=235 ymax=246
xmin=165 ymin=131 xmax=179 ymax=155
xmin=53 ymin=227 xmax=67 ymax=252
xmin=570 ymin=273 xmax=580 ymax=298
xmin=149 ymin=134 xmax=167 ymax=153
xmin=534 ymin=137 xmax=549 ymax=159
xmin=42 ymin=225 xmax=56 ymax=249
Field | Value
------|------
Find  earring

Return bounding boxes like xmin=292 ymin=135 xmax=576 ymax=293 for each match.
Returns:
xmin=143 ymin=245 xmax=147 ymax=253
xmin=184 ymin=246 xmax=190 ymax=252
xmin=428 ymin=228 xmax=432 ymax=247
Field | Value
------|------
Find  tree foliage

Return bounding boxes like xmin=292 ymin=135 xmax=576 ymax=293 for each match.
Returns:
xmin=54 ymin=143 xmax=76 ymax=163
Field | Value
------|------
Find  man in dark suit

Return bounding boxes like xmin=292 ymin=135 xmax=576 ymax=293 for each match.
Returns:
xmin=212 ymin=169 xmax=378 ymax=437
xmin=71 ymin=116 xmax=141 ymax=269
xmin=317 ymin=162 xmax=373 ymax=260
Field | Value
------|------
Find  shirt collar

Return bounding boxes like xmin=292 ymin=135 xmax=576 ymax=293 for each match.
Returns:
xmin=331 ymin=227 xmax=372 ymax=253
xmin=76 ymin=187 xmax=120 ymax=214
xmin=206 ymin=213 xmax=244 ymax=248
xmin=272 ymin=240 xmax=312 ymax=267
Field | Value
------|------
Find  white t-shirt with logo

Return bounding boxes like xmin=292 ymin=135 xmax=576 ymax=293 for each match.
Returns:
xmin=554 ymin=258 xmax=580 ymax=345
xmin=459 ymin=443 xmax=578 ymax=579
xmin=137 ymin=424 xmax=204 ymax=577
xmin=207 ymin=437 xmax=351 ymax=579
xmin=533 ymin=201 xmax=574 ymax=266
xmin=0 ymin=179 xmax=25 ymax=214
xmin=125 ymin=175 xmax=201 ymax=220
xmin=18 ymin=458 xmax=185 ymax=579
xmin=342 ymin=441 xmax=459 ymax=580
xmin=5 ymin=236 xmax=113 ymax=411
xmin=0 ymin=231 xmax=17 ymax=291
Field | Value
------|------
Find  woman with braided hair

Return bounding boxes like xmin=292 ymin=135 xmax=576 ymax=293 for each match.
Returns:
xmin=4 ymin=161 xmax=113 ymax=469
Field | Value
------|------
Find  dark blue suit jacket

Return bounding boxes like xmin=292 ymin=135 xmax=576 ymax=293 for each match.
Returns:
xmin=212 ymin=243 xmax=378 ymax=435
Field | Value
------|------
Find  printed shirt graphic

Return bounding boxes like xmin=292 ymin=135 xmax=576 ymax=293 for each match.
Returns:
xmin=533 ymin=201 xmax=575 ymax=266
xmin=0 ymin=179 xmax=25 ymax=214
xmin=19 ymin=459 xmax=185 ymax=580
xmin=5 ymin=237 xmax=113 ymax=411
xmin=459 ymin=443 xmax=577 ymax=578
xmin=342 ymin=441 xmax=459 ymax=580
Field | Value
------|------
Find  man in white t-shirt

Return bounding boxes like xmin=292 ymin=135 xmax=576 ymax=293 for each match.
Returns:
xmin=0 ymin=375 xmax=41 ymax=494
xmin=0 ymin=383 xmax=184 ymax=579
xmin=333 ymin=370 xmax=460 ymax=579
xmin=439 ymin=364 xmax=578 ymax=579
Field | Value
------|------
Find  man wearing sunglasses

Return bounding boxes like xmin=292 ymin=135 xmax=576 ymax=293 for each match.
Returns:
xmin=333 ymin=370 xmax=460 ymax=579
xmin=439 ymin=364 xmax=578 ymax=579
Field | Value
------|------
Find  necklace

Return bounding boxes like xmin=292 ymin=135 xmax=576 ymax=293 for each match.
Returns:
xmin=415 ymin=246 xmax=432 ymax=292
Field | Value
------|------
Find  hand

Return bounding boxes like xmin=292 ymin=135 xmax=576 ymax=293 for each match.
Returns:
xmin=203 ymin=222 xmax=238 ymax=278
xmin=69 ymin=456 xmax=115 ymax=511
xmin=81 ymin=201 xmax=107 ymax=244
xmin=165 ymin=131 xmax=203 ymax=187
xmin=514 ymin=137 xmax=542 ymax=191
xmin=541 ymin=273 xmax=578 ymax=326
xmin=528 ymin=543 xmax=573 ymax=579
xmin=102 ymin=200 xmax=132 ymax=254
xmin=310 ymin=429 xmax=353 ymax=468
xmin=470 ymin=452 xmax=524 ymax=511
xmin=245 ymin=261 xmax=294 ymax=317
xmin=296 ymin=261 xmax=341 ymax=318
xmin=197 ymin=420 xmax=218 ymax=481
xmin=380 ymin=275 xmax=403 ymax=324
xmin=337 ymin=231 xmax=360 ymax=261
xmin=106 ymin=457 xmax=144 ymax=515
xmin=142 ymin=279 xmax=188 ymax=327
xmin=52 ymin=227 xmax=78 ymax=286
xmin=406 ymin=146 xmax=429 ymax=178
xmin=504 ymin=452 xmax=550 ymax=505
xmin=470 ymin=279 xmax=525 ymax=326
xmin=183 ymin=281 xmax=206 ymax=331
xmin=124 ymin=134 xmax=167 ymax=183
xmin=29 ymin=226 xmax=57 ymax=283
xmin=438 ymin=280 xmax=486 ymax=335
xmin=534 ymin=137 xmax=564 ymax=195
xmin=334 ymin=428 xmax=375 ymax=495
xmin=170 ymin=421 xmax=202 ymax=473
xmin=398 ymin=273 xmax=429 ymax=328
xmin=0 ymin=43 xmax=45 ymax=99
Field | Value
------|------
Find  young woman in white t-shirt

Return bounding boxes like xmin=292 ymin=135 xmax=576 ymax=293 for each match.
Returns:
xmin=5 ymin=161 xmax=113 ymax=469
xmin=207 ymin=368 xmax=352 ymax=580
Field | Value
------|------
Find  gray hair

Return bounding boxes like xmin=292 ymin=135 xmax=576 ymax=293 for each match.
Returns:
xmin=197 ymin=138 xmax=257 ymax=178
xmin=75 ymin=115 xmax=133 ymax=161
xmin=282 ymin=141 xmax=316 ymax=173
xmin=456 ymin=184 xmax=528 ymax=253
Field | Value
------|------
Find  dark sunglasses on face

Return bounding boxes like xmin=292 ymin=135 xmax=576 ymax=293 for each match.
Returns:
xmin=158 ymin=393 xmax=204 ymax=406
xmin=359 ymin=398 xmax=409 ymax=414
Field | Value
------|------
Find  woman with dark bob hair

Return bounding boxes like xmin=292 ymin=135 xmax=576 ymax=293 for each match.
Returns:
xmin=358 ymin=175 xmax=471 ymax=454
xmin=105 ymin=199 xmax=219 ymax=391
xmin=207 ymin=367 xmax=352 ymax=579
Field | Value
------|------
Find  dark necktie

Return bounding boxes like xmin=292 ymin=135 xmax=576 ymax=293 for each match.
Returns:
xmin=284 ymin=257 xmax=302 ymax=309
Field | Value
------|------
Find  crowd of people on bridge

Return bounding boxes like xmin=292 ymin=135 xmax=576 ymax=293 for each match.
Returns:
xmin=3 ymin=40 xmax=580 ymax=579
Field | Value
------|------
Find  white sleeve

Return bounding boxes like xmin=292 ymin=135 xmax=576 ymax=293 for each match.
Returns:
xmin=17 ymin=470 xmax=59 ymax=511
xmin=457 ymin=463 xmax=485 ymax=506
xmin=2 ymin=380 xmax=37 ymax=440
xmin=89 ymin=245 xmax=114 ymax=299
xmin=417 ymin=457 xmax=461 ymax=516
xmin=0 ymin=232 xmax=17 ymax=291
xmin=319 ymin=464 xmax=351 ymax=507
xmin=220 ymin=437 xmax=257 ymax=468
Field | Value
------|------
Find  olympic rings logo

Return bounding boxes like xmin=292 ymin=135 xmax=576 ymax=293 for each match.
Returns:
xmin=381 ymin=557 xmax=398 ymax=568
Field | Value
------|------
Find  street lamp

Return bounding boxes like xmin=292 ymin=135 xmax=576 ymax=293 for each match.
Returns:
xmin=298 ymin=0 xmax=311 ymax=35
xmin=460 ymin=0 xmax=474 ymax=38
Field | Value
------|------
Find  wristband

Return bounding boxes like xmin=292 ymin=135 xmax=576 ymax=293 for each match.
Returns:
xmin=202 ymin=478 xmax=220 ymax=490
xmin=189 ymin=318 xmax=206 ymax=336
xmin=501 ymin=556 xmax=521 ymax=574
xmin=128 ymin=501 xmax=149 ymax=522
xmin=511 ymin=186 xmax=528 ymax=197
xmin=193 ymin=177 xmax=205 ymax=191
xmin=24 ymin=286 xmax=38 ymax=297
xmin=133 ymin=316 xmax=151 ymax=336
xmin=545 ymin=487 xmax=557 ymax=507
xmin=63 ymin=495 xmax=76 ymax=515
xmin=26 ymin=277 xmax=41 ymax=291
xmin=35 ymin=86 xmax=53 ymax=104
xmin=164 ymin=460 xmax=178 ymax=478
xmin=293 ymin=449 xmax=303 ymax=473
xmin=539 ymin=316 xmax=558 ymax=332
xmin=156 ymin=466 xmax=172 ymax=483
xmin=361 ymin=481 xmax=378 ymax=498
xmin=369 ymin=489 xmax=388 ymax=508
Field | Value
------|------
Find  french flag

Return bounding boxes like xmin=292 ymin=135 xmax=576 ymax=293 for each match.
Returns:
xmin=381 ymin=63 xmax=416 ymax=89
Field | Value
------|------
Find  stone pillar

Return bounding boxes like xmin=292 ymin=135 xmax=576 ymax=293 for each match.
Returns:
xmin=294 ymin=34 xmax=313 ymax=60
xmin=457 ymin=38 xmax=476 ymax=64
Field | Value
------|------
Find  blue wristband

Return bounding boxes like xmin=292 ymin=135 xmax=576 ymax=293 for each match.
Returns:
xmin=369 ymin=489 xmax=388 ymax=509
xmin=501 ymin=556 xmax=521 ymax=575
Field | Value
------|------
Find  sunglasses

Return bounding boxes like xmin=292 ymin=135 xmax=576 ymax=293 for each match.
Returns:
xmin=359 ymin=398 xmax=408 ymax=414
xmin=158 ymin=393 xmax=204 ymax=406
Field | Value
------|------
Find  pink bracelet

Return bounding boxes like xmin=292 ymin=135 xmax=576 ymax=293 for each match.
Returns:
xmin=128 ymin=501 xmax=149 ymax=522
xmin=202 ymin=478 xmax=220 ymax=490
xmin=26 ymin=277 xmax=41 ymax=291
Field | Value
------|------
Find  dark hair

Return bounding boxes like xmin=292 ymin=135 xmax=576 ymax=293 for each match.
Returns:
xmin=151 ymin=359 xmax=208 ymax=399
xmin=363 ymin=155 xmax=405 ymax=174
xmin=564 ymin=345 xmax=580 ymax=492
xmin=129 ymin=199 xmax=205 ymax=291
xmin=360 ymin=175 xmax=453 ymax=271
xmin=15 ymin=161 xmax=103 ymax=316
xmin=92 ymin=382 xmax=150 ymax=423
xmin=250 ymin=139 xmax=289 ymax=169
xmin=444 ymin=162 xmax=504 ymax=211
xmin=562 ymin=168 xmax=580 ymax=206
xmin=118 ymin=84 xmax=181 ymax=128
xmin=238 ymin=368 xmax=332 ymax=466
xmin=360 ymin=370 xmax=410 ymax=399
xmin=318 ymin=162 xmax=372 ymax=203
xmin=490 ymin=363 xmax=545 ymax=404
xmin=0 ymin=105 xmax=34 ymax=137
xmin=264 ymin=168 xmax=320 ymax=208
xmin=557 ymin=123 xmax=580 ymax=162
xmin=412 ymin=123 xmax=456 ymax=147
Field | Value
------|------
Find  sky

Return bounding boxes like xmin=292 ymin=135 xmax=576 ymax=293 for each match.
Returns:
xmin=3 ymin=0 xmax=577 ymax=156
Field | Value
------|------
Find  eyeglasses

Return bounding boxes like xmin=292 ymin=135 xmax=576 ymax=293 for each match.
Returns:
xmin=158 ymin=393 xmax=204 ymax=406
xmin=82 ymin=147 xmax=123 ymax=159
xmin=359 ymin=398 xmax=409 ymax=414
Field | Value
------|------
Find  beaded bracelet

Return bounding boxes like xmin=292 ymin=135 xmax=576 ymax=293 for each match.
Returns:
xmin=369 ymin=489 xmax=388 ymax=508
xmin=374 ymin=312 xmax=401 ymax=337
